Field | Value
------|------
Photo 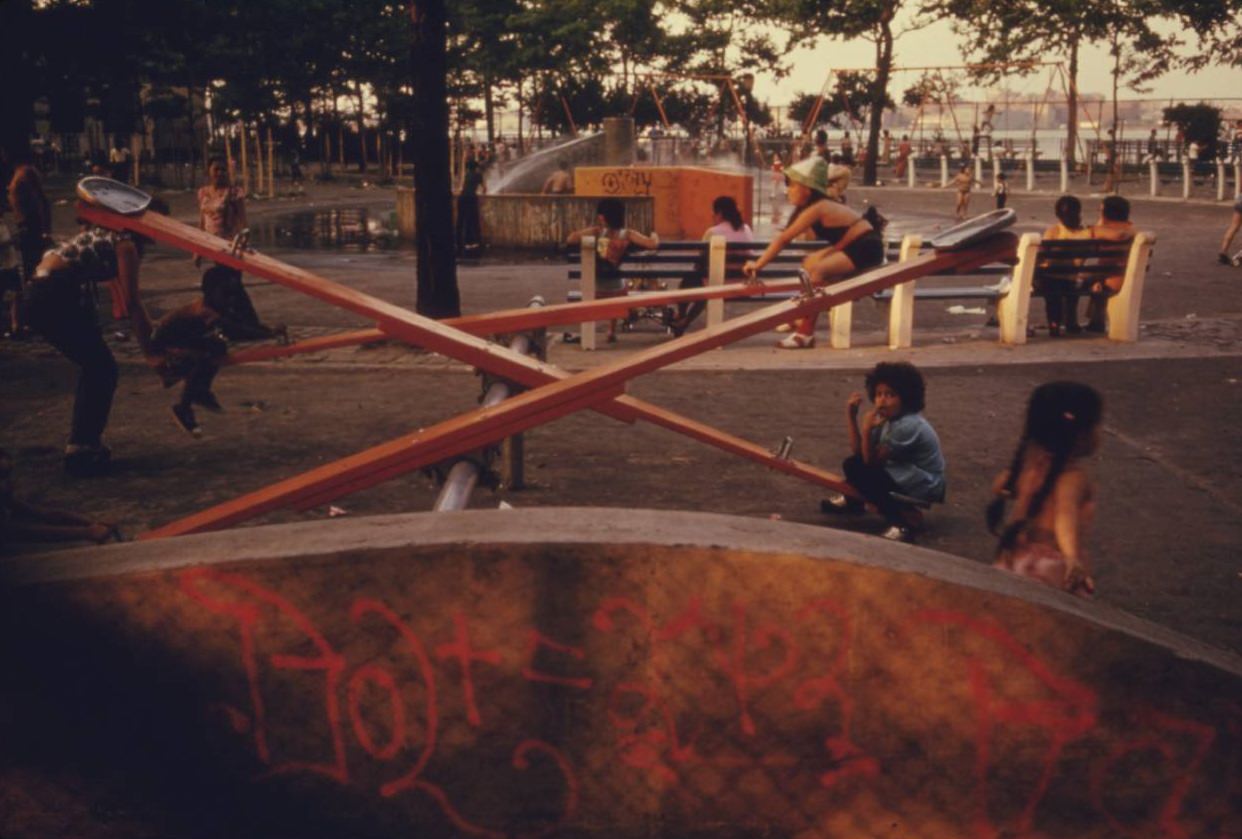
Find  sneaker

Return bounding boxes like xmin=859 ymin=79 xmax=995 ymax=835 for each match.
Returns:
xmin=191 ymin=392 xmax=225 ymax=414
xmin=171 ymin=404 xmax=203 ymax=438
xmin=776 ymin=333 xmax=814 ymax=349
xmin=881 ymin=525 xmax=914 ymax=543
xmin=820 ymin=492 xmax=864 ymax=514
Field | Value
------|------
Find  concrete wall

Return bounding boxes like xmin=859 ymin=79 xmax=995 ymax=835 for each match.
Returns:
xmin=2 ymin=509 xmax=1239 ymax=838
xmin=395 ymin=188 xmax=655 ymax=250
xmin=574 ymin=166 xmax=754 ymax=239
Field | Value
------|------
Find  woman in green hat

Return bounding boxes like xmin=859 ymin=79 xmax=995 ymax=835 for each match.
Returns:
xmin=742 ymin=157 xmax=885 ymax=348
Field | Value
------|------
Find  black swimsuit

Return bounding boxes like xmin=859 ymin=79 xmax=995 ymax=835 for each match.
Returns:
xmin=810 ymin=218 xmax=885 ymax=271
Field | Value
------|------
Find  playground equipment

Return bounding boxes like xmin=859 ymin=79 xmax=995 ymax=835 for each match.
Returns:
xmin=74 ymin=179 xmax=1020 ymax=539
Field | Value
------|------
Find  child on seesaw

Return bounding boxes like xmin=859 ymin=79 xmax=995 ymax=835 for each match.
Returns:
xmin=821 ymin=361 xmax=945 ymax=542
xmin=148 ymin=297 xmax=228 ymax=438
xmin=566 ymin=198 xmax=659 ymax=343
xmin=987 ymin=381 xmax=1102 ymax=596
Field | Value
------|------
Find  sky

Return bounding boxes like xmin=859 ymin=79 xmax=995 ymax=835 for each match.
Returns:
xmin=749 ymin=17 xmax=1241 ymax=110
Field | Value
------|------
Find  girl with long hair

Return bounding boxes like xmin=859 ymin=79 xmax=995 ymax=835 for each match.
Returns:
xmin=988 ymin=381 xmax=1103 ymax=595
xmin=667 ymin=195 xmax=754 ymax=336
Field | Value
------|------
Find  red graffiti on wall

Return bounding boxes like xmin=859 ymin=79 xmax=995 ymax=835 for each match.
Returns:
xmin=908 ymin=609 xmax=1099 ymax=839
xmin=175 ymin=569 xmax=1235 ymax=837
xmin=180 ymin=569 xmax=577 ymax=838
xmin=1090 ymin=708 xmax=1217 ymax=839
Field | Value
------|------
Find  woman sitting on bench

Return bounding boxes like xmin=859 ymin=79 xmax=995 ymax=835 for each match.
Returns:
xmin=821 ymin=362 xmax=945 ymax=543
xmin=741 ymin=157 xmax=885 ymax=349
xmin=566 ymin=198 xmax=659 ymax=343
xmin=667 ymin=195 xmax=754 ymax=337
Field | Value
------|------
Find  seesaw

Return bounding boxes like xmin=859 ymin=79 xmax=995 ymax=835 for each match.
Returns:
xmin=74 ymin=178 xmax=1018 ymax=538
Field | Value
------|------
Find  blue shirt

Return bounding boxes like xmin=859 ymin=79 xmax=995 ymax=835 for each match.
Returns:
xmin=870 ymin=412 xmax=946 ymax=501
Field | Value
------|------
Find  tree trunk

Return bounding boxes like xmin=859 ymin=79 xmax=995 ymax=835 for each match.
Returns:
xmin=408 ymin=0 xmax=461 ymax=319
xmin=484 ymin=72 xmax=495 ymax=145
xmin=517 ymin=77 xmax=525 ymax=154
xmin=863 ymin=22 xmax=895 ymax=187
xmin=355 ymin=81 xmax=368 ymax=173
xmin=0 ymin=0 xmax=34 ymax=170
xmin=1066 ymin=35 xmax=1080 ymax=168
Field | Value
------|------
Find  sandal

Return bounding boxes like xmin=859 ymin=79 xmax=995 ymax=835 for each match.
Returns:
xmin=776 ymin=333 xmax=814 ymax=349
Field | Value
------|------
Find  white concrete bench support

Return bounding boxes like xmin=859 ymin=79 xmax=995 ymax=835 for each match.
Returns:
xmin=579 ymin=236 xmax=597 ymax=350
xmin=828 ymin=288 xmax=852 ymax=349
xmin=706 ymin=234 xmax=726 ymax=329
xmin=887 ymin=234 xmax=922 ymax=350
xmin=1107 ymin=232 xmax=1155 ymax=343
xmin=997 ymin=233 xmax=1040 ymax=346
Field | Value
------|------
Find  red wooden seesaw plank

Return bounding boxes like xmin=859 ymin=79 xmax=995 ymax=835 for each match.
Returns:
xmin=141 ymin=235 xmax=1017 ymax=538
xmin=225 ymin=328 xmax=388 ymax=365
xmin=288 ymin=236 xmax=1017 ymax=511
xmin=222 ymin=280 xmax=812 ymax=366
xmin=78 ymin=202 xmax=851 ymax=493
xmin=76 ymin=204 xmax=567 ymax=392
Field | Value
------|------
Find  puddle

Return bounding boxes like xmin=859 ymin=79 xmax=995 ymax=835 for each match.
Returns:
xmin=249 ymin=207 xmax=406 ymax=252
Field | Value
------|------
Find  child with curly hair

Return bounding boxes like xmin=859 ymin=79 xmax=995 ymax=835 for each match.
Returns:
xmin=822 ymin=361 xmax=945 ymax=542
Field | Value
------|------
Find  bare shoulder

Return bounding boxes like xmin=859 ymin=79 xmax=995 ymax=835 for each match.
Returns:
xmin=1053 ymin=466 xmax=1092 ymax=504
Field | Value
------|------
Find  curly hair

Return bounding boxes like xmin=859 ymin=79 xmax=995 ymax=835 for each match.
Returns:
xmin=864 ymin=361 xmax=926 ymax=414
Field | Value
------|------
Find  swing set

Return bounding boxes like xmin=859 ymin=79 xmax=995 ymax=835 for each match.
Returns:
xmin=799 ymin=61 xmax=1079 ymax=162
xmin=627 ymin=71 xmax=768 ymax=166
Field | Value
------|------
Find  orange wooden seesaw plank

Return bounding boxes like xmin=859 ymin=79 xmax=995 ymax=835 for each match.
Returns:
xmin=80 ymin=203 xmax=857 ymax=500
xmin=222 ymin=277 xmax=809 ymax=366
xmin=282 ymin=237 xmax=1017 ymax=513
xmin=139 ymin=234 xmax=1017 ymax=538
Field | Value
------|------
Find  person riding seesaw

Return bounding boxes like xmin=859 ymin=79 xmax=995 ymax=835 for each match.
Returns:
xmin=739 ymin=158 xmax=885 ymax=349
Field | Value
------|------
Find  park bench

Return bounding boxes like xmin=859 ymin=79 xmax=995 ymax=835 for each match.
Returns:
xmin=566 ymin=237 xmax=913 ymax=348
xmin=877 ymin=232 xmax=1155 ymax=347
xmin=567 ymin=231 xmax=1153 ymax=349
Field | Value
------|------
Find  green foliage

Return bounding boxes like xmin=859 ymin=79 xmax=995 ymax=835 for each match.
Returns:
xmin=1162 ymin=102 xmax=1224 ymax=148
xmin=900 ymin=73 xmax=961 ymax=108
xmin=789 ymin=72 xmax=894 ymax=130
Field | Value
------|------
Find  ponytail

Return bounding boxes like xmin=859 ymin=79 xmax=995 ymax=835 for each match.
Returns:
xmin=993 ymin=444 xmax=1071 ymax=555
xmin=862 ymin=205 xmax=888 ymax=235
xmin=987 ymin=381 xmax=1102 ymax=556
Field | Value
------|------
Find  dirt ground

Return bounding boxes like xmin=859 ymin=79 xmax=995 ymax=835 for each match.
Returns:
xmin=2 ymin=176 xmax=1240 ymax=655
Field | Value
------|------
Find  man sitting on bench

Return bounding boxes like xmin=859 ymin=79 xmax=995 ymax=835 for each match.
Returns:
xmin=1084 ymin=195 xmax=1135 ymax=333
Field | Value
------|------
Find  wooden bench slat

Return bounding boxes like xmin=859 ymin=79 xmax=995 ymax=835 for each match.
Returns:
xmin=874 ymin=287 xmax=1005 ymax=302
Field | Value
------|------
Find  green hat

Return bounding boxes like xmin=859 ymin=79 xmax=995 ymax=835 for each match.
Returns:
xmin=784 ymin=156 xmax=830 ymax=194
